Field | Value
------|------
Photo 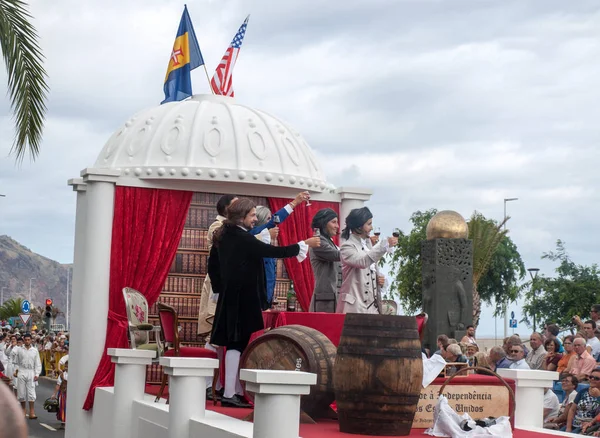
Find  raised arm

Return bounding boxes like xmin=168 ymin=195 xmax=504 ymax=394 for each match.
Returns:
xmin=341 ymin=240 xmax=388 ymax=269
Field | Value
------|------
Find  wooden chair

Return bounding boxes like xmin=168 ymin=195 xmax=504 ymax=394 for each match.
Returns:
xmin=122 ymin=288 xmax=163 ymax=354
xmin=154 ymin=302 xmax=218 ymax=403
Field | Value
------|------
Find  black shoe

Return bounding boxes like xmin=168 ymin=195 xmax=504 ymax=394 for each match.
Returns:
xmin=220 ymin=394 xmax=252 ymax=408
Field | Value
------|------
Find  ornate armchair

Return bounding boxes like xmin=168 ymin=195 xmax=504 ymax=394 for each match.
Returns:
xmin=122 ymin=287 xmax=163 ymax=354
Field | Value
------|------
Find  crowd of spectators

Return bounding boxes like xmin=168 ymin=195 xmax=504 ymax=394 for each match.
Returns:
xmin=428 ymin=305 xmax=600 ymax=435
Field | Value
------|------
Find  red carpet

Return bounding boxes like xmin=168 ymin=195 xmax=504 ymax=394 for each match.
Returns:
xmin=145 ymin=384 xmax=556 ymax=437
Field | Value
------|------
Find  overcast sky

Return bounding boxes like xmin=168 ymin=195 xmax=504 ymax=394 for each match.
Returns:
xmin=1 ymin=0 xmax=600 ymax=337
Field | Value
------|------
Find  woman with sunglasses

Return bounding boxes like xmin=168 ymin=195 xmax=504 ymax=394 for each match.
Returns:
xmin=564 ymin=367 xmax=600 ymax=433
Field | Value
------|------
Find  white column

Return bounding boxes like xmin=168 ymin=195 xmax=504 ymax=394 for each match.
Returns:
xmin=336 ymin=187 xmax=373 ymax=241
xmin=497 ymin=369 xmax=559 ymax=429
xmin=109 ymin=348 xmax=156 ymax=438
xmin=65 ymin=169 xmax=120 ymax=438
xmin=241 ymin=369 xmax=317 ymax=438
xmin=160 ymin=357 xmax=219 ymax=438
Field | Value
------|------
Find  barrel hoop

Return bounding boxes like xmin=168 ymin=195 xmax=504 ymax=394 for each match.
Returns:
xmin=336 ymin=346 xmax=422 ymax=358
xmin=339 ymin=327 xmax=420 ymax=339
xmin=343 ymin=315 xmax=418 ymax=329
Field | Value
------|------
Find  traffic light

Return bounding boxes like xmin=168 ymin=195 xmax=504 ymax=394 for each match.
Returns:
xmin=45 ymin=298 xmax=53 ymax=318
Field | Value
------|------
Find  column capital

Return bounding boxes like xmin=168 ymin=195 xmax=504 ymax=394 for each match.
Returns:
xmin=335 ymin=186 xmax=373 ymax=201
xmin=81 ymin=167 xmax=121 ymax=183
xmin=108 ymin=348 xmax=155 ymax=365
xmin=68 ymin=178 xmax=87 ymax=192
xmin=241 ymin=369 xmax=316 ymax=395
xmin=159 ymin=357 xmax=218 ymax=377
xmin=497 ymin=369 xmax=558 ymax=387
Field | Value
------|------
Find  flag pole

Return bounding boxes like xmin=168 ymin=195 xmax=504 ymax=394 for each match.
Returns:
xmin=203 ymin=64 xmax=214 ymax=94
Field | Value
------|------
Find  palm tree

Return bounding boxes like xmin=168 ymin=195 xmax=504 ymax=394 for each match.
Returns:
xmin=0 ymin=297 xmax=24 ymax=320
xmin=0 ymin=0 xmax=49 ymax=162
xmin=468 ymin=212 xmax=509 ymax=328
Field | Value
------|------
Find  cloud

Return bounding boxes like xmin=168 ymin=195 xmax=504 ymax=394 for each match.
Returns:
xmin=2 ymin=0 xmax=600 ymax=336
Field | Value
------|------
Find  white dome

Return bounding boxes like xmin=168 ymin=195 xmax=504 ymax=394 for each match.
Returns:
xmin=94 ymin=94 xmax=332 ymax=191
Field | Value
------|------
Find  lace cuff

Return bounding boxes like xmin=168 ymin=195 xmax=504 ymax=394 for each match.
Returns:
xmin=296 ymin=241 xmax=308 ymax=262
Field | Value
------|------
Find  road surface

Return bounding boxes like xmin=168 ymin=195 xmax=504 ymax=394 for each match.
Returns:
xmin=25 ymin=377 xmax=65 ymax=438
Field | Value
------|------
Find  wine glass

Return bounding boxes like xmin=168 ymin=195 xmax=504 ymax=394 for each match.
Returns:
xmin=313 ymin=228 xmax=321 ymax=237
xmin=273 ymin=215 xmax=281 ymax=226
xmin=374 ymin=227 xmax=381 ymax=237
xmin=392 ymin=228 xmax=400 ymax=238
xmin=304 ymin=191 xmax=312 ymax=207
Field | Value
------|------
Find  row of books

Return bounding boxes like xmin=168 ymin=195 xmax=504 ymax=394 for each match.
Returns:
xmin=170 ymin=253 xmax=208 ymax=274
xmin=162 ymin=276 xmax=204 ymax=294
xmin=191 ymin=192 xmax=269 ymax=207
xmin=150 ymin=296 xmax=201 ymax=318
xmin=179 ymin=229 xmax=209 ymax=251
xmin=185 ymin=206 xmax=218 ymax=229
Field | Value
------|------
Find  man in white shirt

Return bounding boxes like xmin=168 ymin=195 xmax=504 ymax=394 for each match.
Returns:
xmin=508 ymin=344 xmax=531 ymax=369
xmin=584 ymin=321 xmax=600 ymax=359
xmin=15 ymin=333 xmax=42 ymax=419
xmin=543 ymin=388 xmax=560 ymax=422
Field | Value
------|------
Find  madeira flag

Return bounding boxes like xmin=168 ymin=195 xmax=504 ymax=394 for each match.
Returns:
xmin=161 ymin=5 xmax=204 ymax=104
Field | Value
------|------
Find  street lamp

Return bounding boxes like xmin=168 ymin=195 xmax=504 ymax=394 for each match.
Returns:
xmin=29 ymin=278 xmax=36 ymax=303
xmin=528 ymin=268 xmax=540 ymax=332
xmin=0 ymin=287 xmax=6 ymax=305
xmin=503 ymin=198 xmax=518 ymax=337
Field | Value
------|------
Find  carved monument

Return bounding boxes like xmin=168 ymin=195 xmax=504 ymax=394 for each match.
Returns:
xmin=421 ymin=211 xmax=473 ymax=351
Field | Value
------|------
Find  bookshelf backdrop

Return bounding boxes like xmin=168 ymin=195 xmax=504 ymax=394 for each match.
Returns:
xmin=146 ymin=191 xmax=296 ymax=384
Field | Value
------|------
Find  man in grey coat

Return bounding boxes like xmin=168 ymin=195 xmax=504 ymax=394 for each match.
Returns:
xmin=308 ymin=208 xmax=341 ymax=313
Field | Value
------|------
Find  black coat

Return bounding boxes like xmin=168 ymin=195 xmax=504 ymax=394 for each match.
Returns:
xmin=208 ymin=224 xmax=300 ymax=346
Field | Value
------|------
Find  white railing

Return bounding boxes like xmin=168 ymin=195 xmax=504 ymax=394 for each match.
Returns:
xmin=83 ymin=349 xmax=316 ymax=438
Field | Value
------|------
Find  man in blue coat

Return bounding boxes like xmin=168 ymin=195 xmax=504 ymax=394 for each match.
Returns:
xmin=251 ymin=191 xmax=309 ymax=309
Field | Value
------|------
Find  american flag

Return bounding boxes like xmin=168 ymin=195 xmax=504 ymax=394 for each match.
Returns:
xmin=210 ymin=16 xmax=249 ymax=97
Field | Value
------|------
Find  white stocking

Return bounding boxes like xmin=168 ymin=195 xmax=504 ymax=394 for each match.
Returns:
xmin=224 ymin=349 xmax=241 ymax=399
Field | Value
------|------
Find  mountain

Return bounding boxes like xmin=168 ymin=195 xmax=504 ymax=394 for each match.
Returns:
xmin=0 ymin=235 xmax=71 ymax=325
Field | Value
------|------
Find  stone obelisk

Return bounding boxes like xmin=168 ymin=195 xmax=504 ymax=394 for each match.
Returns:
xmin=421 ymin=211 xmax=473 ymax=351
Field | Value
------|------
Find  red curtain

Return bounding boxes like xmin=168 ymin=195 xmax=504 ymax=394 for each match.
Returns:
xmin=83 ymin=186 xmax=192 ymax=410
xmin=267 ymin=198 xmax=340 ymax=311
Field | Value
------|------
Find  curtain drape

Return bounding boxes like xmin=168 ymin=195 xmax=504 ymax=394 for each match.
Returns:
xmin=267 ymin=198 xmax=340 ymax=311
xmin=83 ymin=186 xmax=192 ymax=410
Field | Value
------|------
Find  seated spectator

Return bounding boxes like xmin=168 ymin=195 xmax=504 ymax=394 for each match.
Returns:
xmin=526 ymin=332 xmax=547 ymax=370
xmin=442 ymin=344 xmax=468 ymax=363
xmin=585 ymin=320 xmax=600 ymax=359
xmin=433 ymin=335 xmax=448 ymax=356
xmin=466 ymin=344 xmax=479 ymax=367
xmin=543 ymin=338 xmax=563 ymax=372
xmin=557 ymin=335 xmax=576 ymax=376
xmin=545 ymin=323 xmax=564 ymax=353
xmin=473 ymin=352 xmax=492 ymax=371
xmin=508 ymin=344 xmax=530 ymax=369
xmin=571 ymin=338 xmax=597 ymax=381
xmin=564 ymin=368 xmax=600 ymax=433
xmin=489 ymin=346 xmax=511 ymax=371
xmin=545 ymin=375 xmax=579 ymax=430
xmin=543 ymin=387 xmax=560 ymax=423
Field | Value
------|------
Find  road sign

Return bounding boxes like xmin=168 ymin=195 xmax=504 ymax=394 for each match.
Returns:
xmin=19 ymin=313 xmax=31 ymax=326
xmin=21 ymin=300 xmax=30 ymax=314
xmin=510 ymin=311 xmax=515 ymax=319
xmin=509 ymin=318 xmax=517 ymax=329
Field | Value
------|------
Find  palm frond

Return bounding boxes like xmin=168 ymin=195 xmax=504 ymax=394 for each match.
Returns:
xmin=0 ymin=0 xmax=48 ymax=162
xmin=468 ymin=212 xmax=509 ymax=285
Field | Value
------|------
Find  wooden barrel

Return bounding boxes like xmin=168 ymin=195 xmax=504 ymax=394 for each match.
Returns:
xmin=334 ymin=314 xmax=423 ymax=436
xmin=240 ymin=325 xmax=336 ymax=418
